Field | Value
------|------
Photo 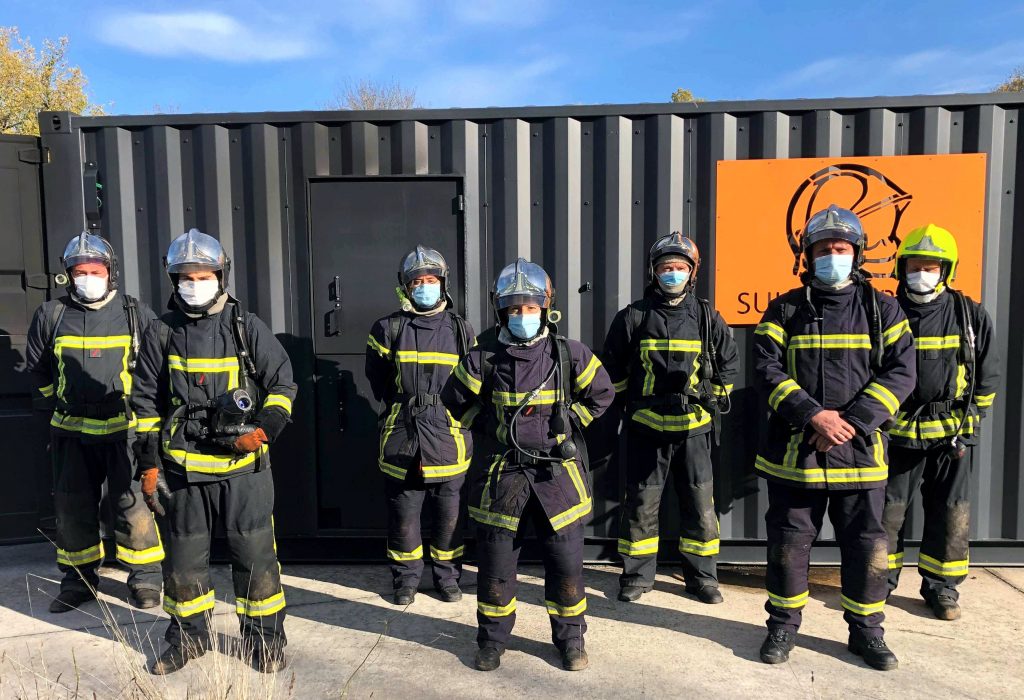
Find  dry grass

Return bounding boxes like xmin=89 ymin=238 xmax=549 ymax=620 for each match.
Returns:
xmin=2 ymin=560 xmax=296 ymax=699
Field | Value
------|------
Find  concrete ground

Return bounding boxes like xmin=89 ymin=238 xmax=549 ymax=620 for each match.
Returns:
xmin=0 ymin=542 xmax=1021 ymax=699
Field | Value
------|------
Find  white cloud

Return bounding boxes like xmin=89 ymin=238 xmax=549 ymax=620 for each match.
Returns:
xmin=417 ymin=56 xmax=566 ymax=107
xmin=97 ymin=11 xmax=315 ymax=62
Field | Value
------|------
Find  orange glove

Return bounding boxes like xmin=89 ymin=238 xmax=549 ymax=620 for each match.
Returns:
xmin=140 ymin=467 xmax=169 ymax=516
xmin=234 ymin=427 xmax=268 ymax=454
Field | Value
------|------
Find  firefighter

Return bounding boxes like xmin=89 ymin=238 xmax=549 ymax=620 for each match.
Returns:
xmin=882 ymin=224 xmax=999 ymax=620
xmin=441 ymin=259 xmax=614 ymax=672
xmin=131 ymin=229 xmax=297 ymax=675
xmin=365 ymin=246 xmax=474 ymax=606
xmin=26 ymin=232 xmax=163 ymax=613
xmin=753 ymin=206 xmax=916 ymax=671
xmin=602 ymin=232 xmax=738 ymax=604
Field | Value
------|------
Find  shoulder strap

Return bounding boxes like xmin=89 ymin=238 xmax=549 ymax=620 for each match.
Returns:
xmin=45 ymin=300 xmax=67 ymax=352
xmin=554 ymin=335 xmax=574 ymax=405
xmin=862 ymin=284 xmax=884 ymax=372
xmin=122 ymin=295 xmax=141 ymax=371
xmin=627 ymin=300 xmax=652 ymax=355
xmin=229 ymin=302 xmax=258 ymax=381
xmin=157 ymin=317 xmax=171 ymax=357
xmin=950 ymin=290 xmax=976 ymax=366
xmin=778 ymin=293 xmax=800 ymax=337
xmin=388 ymin=315 xmax=404 ymax=352
xmin=449 ymin=312 xmax=470 ymax=357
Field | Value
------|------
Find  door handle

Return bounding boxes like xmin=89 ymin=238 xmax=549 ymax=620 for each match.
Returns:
xmin=325 ymin=275 xmax=342 ymax=336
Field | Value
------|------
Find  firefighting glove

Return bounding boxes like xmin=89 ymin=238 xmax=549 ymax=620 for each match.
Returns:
xmin=234 ymin=427 xmax=268 ymax=454
xmin=140 ymin=467 xmax=170 ymax=517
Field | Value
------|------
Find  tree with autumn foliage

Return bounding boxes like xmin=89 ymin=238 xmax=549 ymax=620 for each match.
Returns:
xmin=997 ymin=67 xmax=1024 ymax=92
xmin=0 ymin=27 xmax=104 ymax=135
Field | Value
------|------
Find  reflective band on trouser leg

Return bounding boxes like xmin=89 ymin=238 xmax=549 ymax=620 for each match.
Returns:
xmin=478 ymin=598 xmax=517 ymax=617
xmin=546 ymin=597 xmax=587 ymax=616
xmin=678 ymin=537 xmax=720 ymax=556
xmin=617 ymin=536 xmax=659 ymax=557
xmin=236 ymin=590 xmax=286 ymax=617
xmin=430 ymin=545 xmax=465 ymax=561
xmin=917 ymin=554 xmax=969 ymax=579
xmin=56 ymin=541 xmax=105 ymax=567
xmin=387 ymin=544 xmax=424 ymax=561
xmin=840 ymin=594 xmax=886 ymax=617
xmin=164 ymin=590 xmax=216 ymax=618
xmin=888 ymin=553 xmax=904 ymax=570
xmin=767 ymin=589 xmax=809 ymax=609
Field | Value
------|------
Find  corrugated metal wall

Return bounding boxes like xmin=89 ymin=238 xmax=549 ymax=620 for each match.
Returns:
xmin=37 ymin=93 xmax=1024 ymax=550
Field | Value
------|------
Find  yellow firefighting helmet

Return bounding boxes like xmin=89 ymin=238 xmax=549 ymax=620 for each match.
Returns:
xmin=895 ymin=224 xmax=959 ymax=282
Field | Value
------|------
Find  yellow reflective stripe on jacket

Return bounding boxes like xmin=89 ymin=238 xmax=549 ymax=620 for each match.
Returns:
xmin=136 ymin=416 xmax=162 ymax=433
xmin=890 ymin=410 xmax=977 ymax=440
xmin=914 ymin=335 xmax=959 ymax=350
xmin=263 ymin=393 xmax=293 ymax=415
xmin=421 ymin=461 xmax=471 ymax=479
xmin=115 ymin=525 xmax=164 ymax=565
xmin=768 ymin=378 xmax=801 ymax=411
xmin=430 ymin=545 xmax=465 ymax=561
xmin=168 ymin=355 xmax=240 ymax=391
xmin=975 ymin=392 xmax=996 ymax=408
xmin=883 ymin=320 xmax=911 ymax=347
xmin=863 ymin=381 xmax=900 ymax=415
xmin=367 ymin=334 xmax=390 ymax=358
xmin=888 ymin=552 xmax=904 ymax=570
xmin=917 ymin=553 xmax=969 ymax=577
xmin=840 ymin=594 xmax=885 ymax=616
xmin=51 ymin=411 xmax=137 ymax=436
xmin=788 ymin=334 xmax=872 ymax=349
xmin=236 ymin=590 xmax=286 ymax=617
xmin=612 ymin=378 xmax=628 ymax=393
xmin=493 ymin=389 xmax=560 ymax=407
xmin=570 ymin=403 xmax=594 ymax=427
xmin=54 ymin=335 xmax=133 ymax=402
xmin=377 ymin=403 xmax=403 ymax=477
xmin=618 ymin=536 xmax=659 ymax=556
xmin=755 ymin=322 xmax=787 ymax=347
xmin=387 ymin=545 xmax=424 ymax=561
xmin=678 ymin=537 xmax=720 ymax=556
xmin=469 ymin=506 xmax=520 ymax=532
xmin=39 ymin=384 xmax=54 ymax=398
xmin=163 ymin=590 xmax=216 ymax=618
xmin=454 ymin=363 xmax=482 ymax=395
xmin=395 ymin=350 xmax=460 ymax=366
xmin=478 ymin=598 xmax=517 ymax=617
xmin=545 ymin=598 xmax=587 ymax=617
xmin=56 ymin=541 xmax=104 ymax=567
xmin=549 ymin=461 xmax=592 ymax=531
xmin=711 ymin=382 xmax=733 ymax=397
xmin=630 ymin=407 xmax=712 ymax=433
xmin=575 ymin=355 xmax=601 ymax=390
xmin=767 ymin=589 xmax=809 ymax=609
xmin=755 ymin=455 xmax=887 ymax=485
xmin=162 ymin=442 xmax=268 ymax=474
xmin=639 ymin=338 xmax=702 ymax=396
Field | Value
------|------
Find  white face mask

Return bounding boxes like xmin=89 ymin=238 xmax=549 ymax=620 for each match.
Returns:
xmin=906 ymin=270 xmax=941 ymax=293
xmin=178 ymin=279 xmax=220 ymax=307
xmin=74 ymin=275 xmax=109 ymax=301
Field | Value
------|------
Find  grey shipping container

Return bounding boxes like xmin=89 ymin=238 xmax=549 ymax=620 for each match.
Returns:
xmin=3 ymin=91 xmax=1023 ymax=563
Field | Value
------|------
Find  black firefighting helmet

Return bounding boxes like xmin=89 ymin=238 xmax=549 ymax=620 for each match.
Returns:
xmin=648 ymin=231 xmax=700 ymax=291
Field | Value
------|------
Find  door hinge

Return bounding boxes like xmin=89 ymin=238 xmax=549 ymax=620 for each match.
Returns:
xmin=455 ymin=194 xmax=465 ymax=212
xmin=23 ymin=272 xmax=54 ymax=290
xmin=18 ymin=148 xmax=45 ymax=165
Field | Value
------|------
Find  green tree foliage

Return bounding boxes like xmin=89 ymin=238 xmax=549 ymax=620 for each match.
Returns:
xmin=671 ymin=88 xmax=704 ymax=103
xmin=0 ymin=27 xmax=104 ymax=135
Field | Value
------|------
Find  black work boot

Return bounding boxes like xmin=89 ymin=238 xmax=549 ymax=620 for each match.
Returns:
xmin=437 ymin=584 xmax=462 ymax=603
xmin=247 ymin=643 xmax=288 ymax=673
xmin=925 ymin=592 xmax=961 ymax=621
xmin=759 ymin=629 xmax=796 ymax=664
xmin=848 ymin=632 xmax=899 ymax=671
xmin=129 ymin=588 xmax=161 ymax=610
xmin=686 ymin=583 xmax=724 ymax=604
xmin=150 ymin=643 xmax=207 ymax=675
xmin=617 ymin=584 xmax=652 ymax=602
xmin=393 ymin=586 xmax=417 ymax=605
xmin=49 ymin=589 xmax=96 ymax=614
xmin=474 ymin=647 xmax=503 ymax=671
xmin=561 ymin=647 xmax=589 ymax=671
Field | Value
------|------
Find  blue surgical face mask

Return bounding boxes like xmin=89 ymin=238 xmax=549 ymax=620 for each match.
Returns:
xmin=410 ymin=282 xmax=441 ymax=308
xmin=658 ymin=270 xmax=690 ymax=289
xmin=508 ymin=312 xmax=542 ymax=340
xmin=814 ymin=254 xmax=854 ymax=285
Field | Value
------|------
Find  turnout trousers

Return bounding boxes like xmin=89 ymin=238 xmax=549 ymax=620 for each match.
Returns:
xmin=618 ymin=430 xmax=719 ymax=589
xmin=161 ymin=467 xmax=285 ymax=651
xmin=52 ymin=434 xmax=162 ymax=595
xmin=385 ymin=473 xmax=465 ymax=590
xmin=476 ymin=497 xmax=587 ymax=653
xmin=882 ymin=445 xmax=972 ymax=600
xmin=764 ymin=482 xmax=889 ymax=638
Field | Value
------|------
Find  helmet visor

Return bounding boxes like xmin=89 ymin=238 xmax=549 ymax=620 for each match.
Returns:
xmin=494 ymin=260 xmax=551 ymax=310
xmin=166 ymin=229 xmax=226 ymax=274
xmin=399 ymin=246 xmax=448 ymax=285
xmin=62 ymin=232 xmax=114 ymax=270
xmin=802 ymin=207 xmax=864 ymax=249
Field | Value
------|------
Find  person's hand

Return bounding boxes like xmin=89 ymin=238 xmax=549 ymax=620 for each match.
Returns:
xmin=807 ymin=410 xmax=856 ymax=451
xmin=234 ymin=428 xmax=268 ymax=454
xmin=140 ymin=467 xmax=170 ymax=517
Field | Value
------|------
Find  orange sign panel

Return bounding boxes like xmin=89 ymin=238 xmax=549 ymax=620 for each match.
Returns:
xmin=714 ymin=154 xmax=987 ymax=325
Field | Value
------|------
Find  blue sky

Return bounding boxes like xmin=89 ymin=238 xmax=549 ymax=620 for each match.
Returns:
xmin=5 ymin=0 xmax=1024 ymax=115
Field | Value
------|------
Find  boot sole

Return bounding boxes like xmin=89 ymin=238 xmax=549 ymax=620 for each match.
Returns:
xmin=759 ymin=653 xmax=791 ymax=665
